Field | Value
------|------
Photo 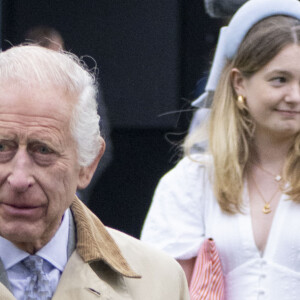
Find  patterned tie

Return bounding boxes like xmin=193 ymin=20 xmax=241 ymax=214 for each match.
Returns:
xmin=22 ymin=255 xmax=52 ymax=300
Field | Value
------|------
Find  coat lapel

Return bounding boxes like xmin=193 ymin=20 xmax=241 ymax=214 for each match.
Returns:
xmin=0 ymin=260 xmax=13 ymax=300
xmin=0 ymin=282 xmax=15 ymax=300
xmin=53 ymin=251 xmax=133 ymax=300
xmin=0 ymin=259 xmax=11 ymax=293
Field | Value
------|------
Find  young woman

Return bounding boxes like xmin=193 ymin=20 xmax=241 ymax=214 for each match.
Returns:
xmin=141 ymin=0 xmax=300 ymax=299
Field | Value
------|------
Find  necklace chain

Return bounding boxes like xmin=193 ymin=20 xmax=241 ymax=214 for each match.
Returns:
xmin=252 ymin=162 xmax=282 ymax=182
xmin=250 ymin=173 xmax=280 ymax=214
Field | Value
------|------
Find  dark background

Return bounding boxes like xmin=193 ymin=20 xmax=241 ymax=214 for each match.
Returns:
xmin=1 ymin=0 xmax=221 ymax=238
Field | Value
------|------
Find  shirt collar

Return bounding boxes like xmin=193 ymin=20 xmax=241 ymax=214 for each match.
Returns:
xmin=0 ymin=208 xmax=70 ymax=272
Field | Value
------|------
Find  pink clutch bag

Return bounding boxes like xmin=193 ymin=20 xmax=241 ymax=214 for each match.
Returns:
xmin=189 ymin=238 xmax=225 ymax=300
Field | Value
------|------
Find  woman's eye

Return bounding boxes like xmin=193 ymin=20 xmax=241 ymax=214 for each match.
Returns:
xmin=270 ymin=77 xmax=286 ymax=84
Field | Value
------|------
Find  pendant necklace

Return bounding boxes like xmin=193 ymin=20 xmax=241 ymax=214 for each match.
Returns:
xmin=250 ymin=173 xmax=280 ymax=214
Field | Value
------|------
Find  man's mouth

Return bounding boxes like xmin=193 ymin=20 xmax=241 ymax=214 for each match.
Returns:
xmin=1 ymin=203 xmax=42 ymax=218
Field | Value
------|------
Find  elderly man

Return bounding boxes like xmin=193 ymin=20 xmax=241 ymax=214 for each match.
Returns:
xmin=0 ymin=45 xmax=189 ymax=300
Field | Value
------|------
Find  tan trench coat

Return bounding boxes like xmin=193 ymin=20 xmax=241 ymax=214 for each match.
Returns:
xmin=0 ymin=198 xmax=190 ymax=299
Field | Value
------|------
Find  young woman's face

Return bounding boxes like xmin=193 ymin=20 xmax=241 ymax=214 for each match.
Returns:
xmin=233 ymin=44 xmax=300 ymax=140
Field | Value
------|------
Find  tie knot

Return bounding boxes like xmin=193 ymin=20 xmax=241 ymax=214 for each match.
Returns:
xmin=23 ymin=255 xmax=44 ymax=275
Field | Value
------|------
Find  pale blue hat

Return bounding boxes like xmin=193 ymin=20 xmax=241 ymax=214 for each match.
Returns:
xmin=193 ymin=0 xmax=300 ymax=107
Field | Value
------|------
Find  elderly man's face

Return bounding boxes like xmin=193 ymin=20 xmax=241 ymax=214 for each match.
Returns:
xmin=0 ymin=83 xmax=86 ymax=253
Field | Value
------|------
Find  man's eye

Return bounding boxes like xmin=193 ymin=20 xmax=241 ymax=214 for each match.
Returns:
xmin=29 ymin=143 xmax=54 ymax=155
xmin=0 ymin=141 xmax=16 ymax=163
xmin=0 ymin=141 xmax=15 ymax=152
xmin=36 ymin=145 xmax=53 ymax=154
xmin=29 ymin=143 xmax=57 ymax=166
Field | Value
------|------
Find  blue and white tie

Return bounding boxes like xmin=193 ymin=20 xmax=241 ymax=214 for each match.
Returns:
xmin=23 ymin=255 xmax=52 ymax=300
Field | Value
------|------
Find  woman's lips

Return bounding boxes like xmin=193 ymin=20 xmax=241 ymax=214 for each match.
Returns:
xmin=275 ymin=109 xmax=300 ymax=116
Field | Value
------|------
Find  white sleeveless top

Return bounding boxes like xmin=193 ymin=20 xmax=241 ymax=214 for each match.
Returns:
xmin=141 ymin=155 xmax=300 ymax=300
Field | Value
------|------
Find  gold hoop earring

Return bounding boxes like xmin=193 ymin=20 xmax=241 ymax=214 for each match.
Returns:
xmin=237 ymin=95 xmax=246 ymax=109
xmin=237 ymin=95 xmax=245 ymax=105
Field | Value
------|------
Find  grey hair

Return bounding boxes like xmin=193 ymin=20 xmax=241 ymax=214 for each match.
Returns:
xmin=0 ymin=45 xmax=102 ymax=166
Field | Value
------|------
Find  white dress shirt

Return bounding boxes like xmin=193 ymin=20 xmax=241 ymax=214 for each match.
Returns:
xmin=0 ymin=209 xmax=70 ymax=300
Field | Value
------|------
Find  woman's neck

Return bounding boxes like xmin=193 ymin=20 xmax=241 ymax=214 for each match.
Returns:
xmin=250 ymin=131 xmax=293 ymax=172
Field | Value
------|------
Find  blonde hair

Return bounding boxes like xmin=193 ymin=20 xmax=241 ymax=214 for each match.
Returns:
xmin=185 ymin=16 xmax=300 ymax=214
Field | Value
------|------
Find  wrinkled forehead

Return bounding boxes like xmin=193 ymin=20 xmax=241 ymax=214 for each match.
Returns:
xmin=0 ymin=80 xmax=76 ymax=120
xmin=0 ymin=78 xmax=76 ymax=105
xmin=0 ymin=81 xmax=78 ymax=127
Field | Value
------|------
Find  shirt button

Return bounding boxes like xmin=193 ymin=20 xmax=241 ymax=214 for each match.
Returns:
xmin=260 ymin=273 xmax=266 ymax=279
xmin=258 ymin=289 xmax=265 ymax=295
xmin=261 ymin=259 xmax=267 ymax=267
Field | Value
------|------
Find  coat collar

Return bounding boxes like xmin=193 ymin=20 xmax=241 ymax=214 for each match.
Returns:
xmin=70 ymin=197 xmax=140 ymax=279
xmin=53 ymin=250 xmax=136 ymax=300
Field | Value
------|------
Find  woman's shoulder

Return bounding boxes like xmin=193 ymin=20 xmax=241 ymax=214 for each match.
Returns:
xmin=180 ymin=153 xmax=213 ymax=167
xmin=166 ymin=153 xmax=213 ymax=179
xmin=141 ymin=153 xmax=213 ymax=258
xmin=155 ymin=153 xmax=213 ymax=199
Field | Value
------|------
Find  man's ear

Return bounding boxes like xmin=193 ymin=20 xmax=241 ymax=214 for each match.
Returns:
xmin=77 ymin=137 xmax=106 ymax=189
xmin=231 ymin=68 xmax=246 ymax=96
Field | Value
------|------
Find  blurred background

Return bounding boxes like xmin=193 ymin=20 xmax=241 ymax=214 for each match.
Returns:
xmin=0 ymin=0 xmax=222 ymax=238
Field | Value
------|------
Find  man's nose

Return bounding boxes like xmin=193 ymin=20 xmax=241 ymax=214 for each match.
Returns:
xmin=7 ymin=149 xmax=35 ymax=192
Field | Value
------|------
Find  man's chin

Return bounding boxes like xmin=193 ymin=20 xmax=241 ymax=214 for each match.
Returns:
xmin=0 ymin=223 xmax=46 ymax=251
